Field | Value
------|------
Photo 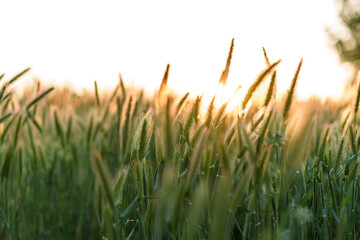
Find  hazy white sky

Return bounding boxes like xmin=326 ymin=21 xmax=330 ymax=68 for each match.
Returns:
xmin=0 ymin=0 xmax=352 ymax=100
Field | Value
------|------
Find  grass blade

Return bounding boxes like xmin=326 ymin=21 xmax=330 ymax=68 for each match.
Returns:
xmin=8 ymin=67 xmax=30 ymax=85
xmin=94 ymin=81 xmax=100 ymax=107
xmin=26 ymin=87 xmax=54 ymax=110
xmin=0 ymin=112 xmax=12 ymax=123
xmin=91 ymin=151 xmax=115 ymax=211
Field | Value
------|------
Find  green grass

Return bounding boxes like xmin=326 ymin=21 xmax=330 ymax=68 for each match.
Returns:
xmin=1 ymin=43 xmax=360 ymax=239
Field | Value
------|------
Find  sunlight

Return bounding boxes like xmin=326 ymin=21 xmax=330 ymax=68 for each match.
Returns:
xmin=199 ymin=83 xmax=243 ymax=114
xmin=0 ymin=0 xmax=352 ymax=102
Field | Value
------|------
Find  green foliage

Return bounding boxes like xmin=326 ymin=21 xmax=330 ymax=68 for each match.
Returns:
xmin=2 ymin=53 xmax=360 ymax=240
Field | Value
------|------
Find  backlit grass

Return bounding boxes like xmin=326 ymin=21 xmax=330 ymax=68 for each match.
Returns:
xmin=1 ymin=41 xmax=360 ymax=239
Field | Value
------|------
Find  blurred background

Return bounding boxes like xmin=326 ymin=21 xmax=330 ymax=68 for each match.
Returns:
xmin=0 ymin=0 xmax=359 ymax=101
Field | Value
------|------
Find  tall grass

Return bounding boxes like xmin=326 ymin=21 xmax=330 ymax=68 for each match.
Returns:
xmin=1 ymin=45 xmax=360 ymax=240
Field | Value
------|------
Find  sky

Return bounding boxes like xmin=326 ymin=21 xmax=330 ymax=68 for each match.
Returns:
xmin=0 ymin=0 xmax=352 ymax=102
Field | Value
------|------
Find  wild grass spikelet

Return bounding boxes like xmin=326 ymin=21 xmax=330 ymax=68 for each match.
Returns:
xmin=283 ymin=58 xmax=303 ymax=121
xmin=219 ymin=38 xmax=234 ymax=86
xmin=159 ymin=64 xmax=170 ymax=94
xmin=242 ymin=59 xmax=281 ymax=110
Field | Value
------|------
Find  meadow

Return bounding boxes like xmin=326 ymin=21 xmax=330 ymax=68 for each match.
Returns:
xmin=1 ymin=43 xmax=360 ymax=239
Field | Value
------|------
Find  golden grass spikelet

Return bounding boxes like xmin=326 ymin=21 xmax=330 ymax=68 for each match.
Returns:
xmin=176 ymin=92 xmax=190 ymax=115
xmin=262 ymin=47 xmax=277 ymax=107
xmin=214 ymin=101 xmax=228 ymax=128
xmin=219 ymin=38 xmax=234 ymax=86
xmin=262 ymin=47 xmax=271 ymax=66
xmin=283 ymin=58 xmax=303 ymax=121
xmin=242 ymin=59 xmax=281 ymax=110
xmin=159 ymin=64 xmax=170 ymax=94
xmin=184 ymin=96 xmax=202 ymax=134
xmin=251 ymin=110 xmax=265 ymax=131
xmin=263 ymin=71 xmax=277 ymax=108
xmin=204 ymin=96 xmax=215 ymax=128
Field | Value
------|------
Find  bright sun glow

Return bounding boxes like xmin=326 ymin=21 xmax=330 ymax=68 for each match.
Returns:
xmin=198 ymin=84 xmax=242 ymax=114
xmin=0 ymin=0 xmax=352 ymax=103
xmin=199 ymin=64 xmax=276 ymax=115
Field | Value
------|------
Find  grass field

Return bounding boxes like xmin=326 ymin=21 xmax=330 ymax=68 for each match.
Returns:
xmin=1 ymin=45 xmax=360 ymax=239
